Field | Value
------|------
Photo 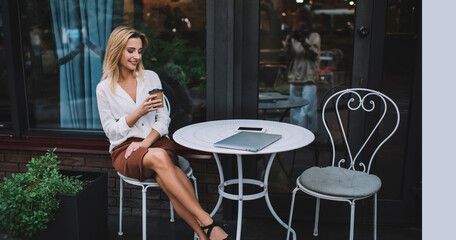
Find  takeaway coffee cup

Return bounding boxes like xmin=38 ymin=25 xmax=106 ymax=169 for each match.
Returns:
xmin=148 ymin=89 xmax=164 ymax=108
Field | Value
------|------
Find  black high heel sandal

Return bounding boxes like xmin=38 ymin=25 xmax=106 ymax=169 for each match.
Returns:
xmin=201 ymin=221 xmax=220 ymax=238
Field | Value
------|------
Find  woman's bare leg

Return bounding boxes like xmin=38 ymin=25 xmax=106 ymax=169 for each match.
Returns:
xmin=142 ymin=148 xmax=228 ymax=240
xmin=142 ymin=149 xmax=208 ymax=221
xmin=156 ymin=175 xmax=207 ymax=239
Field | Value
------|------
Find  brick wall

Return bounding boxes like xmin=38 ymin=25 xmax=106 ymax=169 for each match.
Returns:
xmin=0 ymin=149 xmax=222 ymax=219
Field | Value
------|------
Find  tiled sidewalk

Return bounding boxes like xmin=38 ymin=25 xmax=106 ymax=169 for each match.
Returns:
xmin=108 ymin=215 xmax=421 ymax=240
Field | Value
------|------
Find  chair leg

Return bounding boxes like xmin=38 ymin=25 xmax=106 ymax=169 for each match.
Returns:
xmin=192 ymin=175 xmax=199 ymax=200
xmin=349 ymin=201 xmax=356 ymax=240
xmin=118 ymin=178 xmax=124 ymax=236
xmin=313 ymin=198 xmax=320 ymax=236
xmin=191 ymin=175 xmax=199 ymax=240
xmin=374 ymin=193 xmax=377 ymax=240
xmin=170 ymin=202 xmax=175 ymax=222
xmin=142 ymin=188 xmax=147 ymax=240
xmin=286 ymin=187 xmax=299 ymax=240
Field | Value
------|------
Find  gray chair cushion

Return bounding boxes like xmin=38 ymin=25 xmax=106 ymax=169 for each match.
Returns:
xmin=299 ymin=166 xmax=381 ymax=198
xmin=177 ymin=156 xmax=191 ymax=174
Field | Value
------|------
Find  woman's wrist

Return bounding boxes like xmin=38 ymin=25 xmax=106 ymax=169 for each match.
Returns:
xmin=141 ymin=138 xmax=153 ymax=147
xmin=126 ymin=109 xmax=141 ymax=128
xmin=142 ymin=130 xmax=160 ymax=147
xmin=134 ymin=108 xmax=144 ymax=118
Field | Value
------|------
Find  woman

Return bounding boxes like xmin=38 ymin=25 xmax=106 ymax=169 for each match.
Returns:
xmin=96 ymin=26 xmax=228 ymax=240
xmin=281 ymin=8 xmax=320 ymax=132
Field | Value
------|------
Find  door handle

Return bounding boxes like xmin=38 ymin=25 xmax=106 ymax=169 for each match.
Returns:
xmin=357 ymin=25 xmax=370 ymax=37
xmin=359 ymin=76 xmax=364 ymax=85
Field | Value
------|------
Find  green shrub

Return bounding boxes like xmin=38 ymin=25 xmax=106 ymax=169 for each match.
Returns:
xmin=140 ymin=27 xmax=206 ymax=88
xmin=0 ymin=149 xmax=83 ymax=240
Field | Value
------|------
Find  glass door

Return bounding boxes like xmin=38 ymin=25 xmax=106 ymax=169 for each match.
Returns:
xmin=251 ymin=0 xmax=420 ymax=227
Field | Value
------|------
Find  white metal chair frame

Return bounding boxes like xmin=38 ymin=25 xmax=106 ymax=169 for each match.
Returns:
xmin=286 ymin=88 xmax=400 ymax=240
xmin=117 ymin=95 xmax=198 ymax=240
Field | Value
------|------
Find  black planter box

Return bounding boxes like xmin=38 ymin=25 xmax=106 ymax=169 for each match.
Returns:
xmin=33 ymin=169 xmax=108 ymax=240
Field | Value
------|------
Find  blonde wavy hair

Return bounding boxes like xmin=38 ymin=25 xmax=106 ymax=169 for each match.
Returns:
xmin=102 ymin=26 xmax=148 ymax=93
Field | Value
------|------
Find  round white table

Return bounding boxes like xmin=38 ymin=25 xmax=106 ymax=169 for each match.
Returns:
xmin=173 ymin=119 xmax=315 ymax=240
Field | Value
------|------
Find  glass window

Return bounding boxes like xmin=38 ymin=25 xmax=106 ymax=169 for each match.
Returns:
xmin=377 ymin=0 xmax=418 ymax=199
xmin=386 ymin=0 xmax=418 ymax=34
xmin=19 ymin=0 xmax=206 ymax=133
xmin=0 ymin=8 xmax=12 ymax=129
xmin=258 ymin=0 xmax=355 ymax=193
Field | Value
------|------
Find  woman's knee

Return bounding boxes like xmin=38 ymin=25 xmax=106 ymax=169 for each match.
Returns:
xmin=143 ymin=148 xmax=173 ymax=170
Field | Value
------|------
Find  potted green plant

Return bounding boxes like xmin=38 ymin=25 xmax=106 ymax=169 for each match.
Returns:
xmin=0 ymin=149 xmax=107 ymax=240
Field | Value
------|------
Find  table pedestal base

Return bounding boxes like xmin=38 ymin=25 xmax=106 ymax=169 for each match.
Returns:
xmin=209 ymin=153 xmax=297 ymax=240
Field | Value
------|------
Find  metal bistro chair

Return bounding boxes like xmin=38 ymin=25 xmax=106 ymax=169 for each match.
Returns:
xmin=117 ymin=95 xmax=198 ymax=240
xmin=286 ymin=88 xmax=400 ymax=240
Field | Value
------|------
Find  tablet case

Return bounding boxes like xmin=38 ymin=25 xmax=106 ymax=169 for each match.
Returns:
xmin=214 ymin=131 xmax=282 ymax=152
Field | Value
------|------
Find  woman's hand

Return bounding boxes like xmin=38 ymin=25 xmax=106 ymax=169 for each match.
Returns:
xmin=136 ymin=95 xmax=163 ymax=117
xmin=125 ymin=141 xmax=150 ymax=159
xmin=125 ymin=95 xmax=163 ymax=128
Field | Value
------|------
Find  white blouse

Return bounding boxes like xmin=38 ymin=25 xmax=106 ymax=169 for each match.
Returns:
xmin=96 ymin=70 xmax=170 ymax=153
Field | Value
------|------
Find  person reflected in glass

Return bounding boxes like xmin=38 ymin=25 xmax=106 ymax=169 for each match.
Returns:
xmin=96 ymin=26 xmax=228 ymax=240
xmin=281 ymin=8 xmax=320 ymax=132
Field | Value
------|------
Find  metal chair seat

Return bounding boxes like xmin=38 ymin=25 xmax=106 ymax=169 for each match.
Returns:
xmin=118 ymin=155 xmax=198 ymax=240
xmin=118 ymin=155 xmax=192 ymax=186
xmin=298 ymin=166 xmax=381 ymax=198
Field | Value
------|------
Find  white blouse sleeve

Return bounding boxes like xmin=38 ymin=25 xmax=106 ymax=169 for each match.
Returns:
xmin=152 ymin=106 xmax=170 ymax=137
xmin=96 ymin=83 xmax=132 ymax=140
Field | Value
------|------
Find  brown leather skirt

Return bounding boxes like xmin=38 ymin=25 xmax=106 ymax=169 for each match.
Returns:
xmin=111 ymin=137 xmax=178 ymax=182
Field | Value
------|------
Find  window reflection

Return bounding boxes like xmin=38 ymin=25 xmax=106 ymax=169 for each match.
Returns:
xmin=135 ymin=1 xmax=207 ymax=134
xmin=386 ymin=0 xmax=418 ymax=34
xmin=258 ymin=0 xmax=354 ymax=193
xmin=20 ymin=0 xmax=206 ymax=132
